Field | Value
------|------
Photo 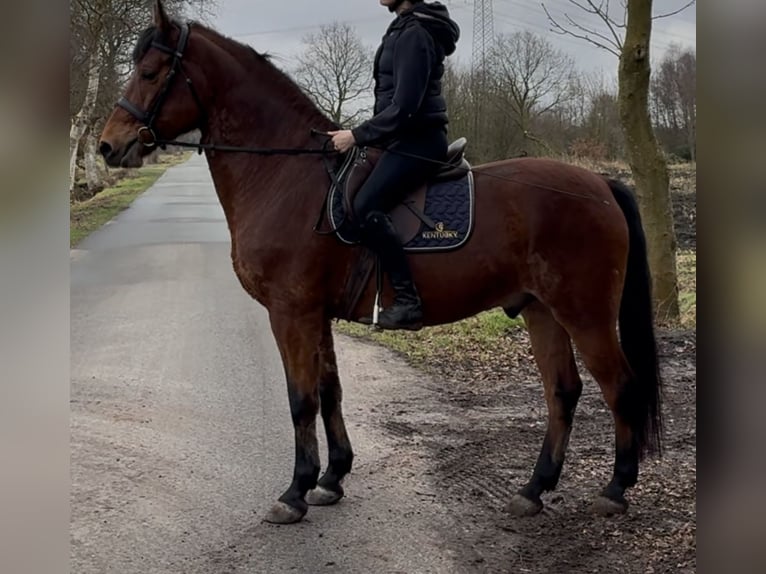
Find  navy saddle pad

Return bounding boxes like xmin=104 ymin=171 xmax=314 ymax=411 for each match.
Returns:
xmin=328 ymin=169 xmax=475 ymax=253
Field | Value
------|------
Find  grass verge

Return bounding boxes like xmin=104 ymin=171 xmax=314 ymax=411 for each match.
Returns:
xmin=70 ymin=153 xmax=191 ymax=247
xmin=337 ymin=309 xmax=524 ymax=365
xmin=677 ymin=249 xmax=696 ymax=328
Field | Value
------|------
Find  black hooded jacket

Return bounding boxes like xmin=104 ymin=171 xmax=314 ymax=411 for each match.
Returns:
xmin=351 ymin=2 xmax=460 ymax=146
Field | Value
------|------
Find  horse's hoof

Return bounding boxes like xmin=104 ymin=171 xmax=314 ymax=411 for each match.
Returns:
xmin=263 ymin=501 xmax=306 ymax=524
xmin=506 ymin=493 xmax=543 ymax=517
xmin=592 ymin=495 xmax=628 ymax=516
xmin=306 ymin=485 xmax=343 ymax=506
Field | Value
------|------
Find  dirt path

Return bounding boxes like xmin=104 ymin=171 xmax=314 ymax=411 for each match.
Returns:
xmin=363 ymin=327 xmax=697 ymax=573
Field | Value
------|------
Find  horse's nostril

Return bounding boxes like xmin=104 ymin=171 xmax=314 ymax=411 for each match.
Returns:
xmin=99 ymin=141 xmax=113 ymax=158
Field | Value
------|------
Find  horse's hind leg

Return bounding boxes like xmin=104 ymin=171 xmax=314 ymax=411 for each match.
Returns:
xmin=566 ymin=323 xmax=638 ymax=516
xmin=507 ymin=301 xmax=583 ymax=517
xmin=306 ymin=321 xmax=354 ymax=506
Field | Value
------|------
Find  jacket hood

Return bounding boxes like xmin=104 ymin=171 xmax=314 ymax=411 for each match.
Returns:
xmin=401 ymin=2 xmax=460 ymax=56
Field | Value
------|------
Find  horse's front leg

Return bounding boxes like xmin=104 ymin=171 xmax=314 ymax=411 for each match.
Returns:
xmin=264 ymin=310 xmax=324 ymax=524
xmin=306 ymin=321 xmax=354 ymax=506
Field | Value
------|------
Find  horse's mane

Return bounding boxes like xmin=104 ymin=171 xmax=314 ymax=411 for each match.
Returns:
xmin=133 ymin=19 xmax=272 ymax=65
xmin=132 ymin=20 xmax=337 ymax=128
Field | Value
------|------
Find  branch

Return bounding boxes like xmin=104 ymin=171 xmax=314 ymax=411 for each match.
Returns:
xmin=542 ymin=3 xmax=621 ymax=58
xmin=564 ymin=12 xmax=622 ymax=52
xmin=653 ymin=0 xmax=695 ymax=20
xmin=522 ymin=129 xmax=556 ymax=156
xmin=571 ymin=0 xmax=624 ymax=48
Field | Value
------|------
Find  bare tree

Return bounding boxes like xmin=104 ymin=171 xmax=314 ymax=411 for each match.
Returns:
xmin=543 ymin=0 xmax=695 ymax=321
xmin=578 ymin=73 xmax=624 ymax=159
xmin=443 ymin=58 xmax=582 ymax=162
xmin=651 ymin=45 xmax=696 ymax=160
xmin=70 ymin=0 xmax=106 ymax=196
xmin=488 ymin=31 xmax=576 ymax=155
xmin=293 ymin=23 xmax=373 ymax=127
xmin=442 ymin=62 xmax=504 ymax=162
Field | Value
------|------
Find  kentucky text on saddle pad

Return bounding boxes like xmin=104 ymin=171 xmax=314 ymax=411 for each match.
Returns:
xmin=328 ymin=141 xmax=475 ymax=252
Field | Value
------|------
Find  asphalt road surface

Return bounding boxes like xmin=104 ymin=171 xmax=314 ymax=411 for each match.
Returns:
xmin=70 ymin=155 xmax=472 ymax=574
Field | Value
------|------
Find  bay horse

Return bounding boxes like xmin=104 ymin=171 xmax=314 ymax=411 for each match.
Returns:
xmin=99 ymin=0 xmax=662 ymax=524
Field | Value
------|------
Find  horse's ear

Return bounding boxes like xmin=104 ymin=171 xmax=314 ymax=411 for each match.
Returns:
xmin=153 ymin=0 xmax=171 ymax=32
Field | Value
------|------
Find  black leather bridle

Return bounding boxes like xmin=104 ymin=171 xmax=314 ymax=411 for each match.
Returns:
xmin=114 ymin=21 xmax=336 ymax=157
xmin=117 ymin=22 xmax=206 ymax=148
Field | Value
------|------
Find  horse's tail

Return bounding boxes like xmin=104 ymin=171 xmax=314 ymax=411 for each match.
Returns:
xmin=607 ymin=178 xmax=663 ymax=458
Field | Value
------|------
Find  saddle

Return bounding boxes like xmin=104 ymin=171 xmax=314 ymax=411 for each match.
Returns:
xmin=328 ymin=137 xmax=475 ymax=251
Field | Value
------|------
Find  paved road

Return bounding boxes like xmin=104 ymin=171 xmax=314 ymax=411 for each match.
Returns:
xmin=70 ymin=155 xmax=470 ymax=574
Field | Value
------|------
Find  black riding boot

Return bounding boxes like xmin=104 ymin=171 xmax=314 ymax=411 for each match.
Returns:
xmin=362 ymin=211 xmax=423 ymax=331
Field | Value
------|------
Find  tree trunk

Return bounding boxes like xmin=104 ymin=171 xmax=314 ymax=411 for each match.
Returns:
xmin=85 ymin=128 xmax=106 ymax=194
xmin=70 ymin=53 xmax=101 ymax=195
xmin=618 ymin=0 xmax=679 ymax=322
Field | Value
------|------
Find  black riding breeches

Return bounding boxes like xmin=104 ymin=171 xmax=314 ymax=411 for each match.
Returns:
xmin=352 ymin=129 xmax=448 ymax=223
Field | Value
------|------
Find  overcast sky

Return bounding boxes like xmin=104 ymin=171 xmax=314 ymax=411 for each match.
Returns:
xmin=206 ymin=0 xmax=696 ymax=83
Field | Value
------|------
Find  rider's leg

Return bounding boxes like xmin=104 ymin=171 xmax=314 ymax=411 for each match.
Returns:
xmin=352 ymin=130 xmax=447 ymax=330
xmin=361 ymin=209 xmax=423 ymax=330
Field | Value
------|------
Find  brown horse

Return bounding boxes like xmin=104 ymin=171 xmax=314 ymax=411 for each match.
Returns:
xmin=100 ymin=1 xmax=662 ymax=524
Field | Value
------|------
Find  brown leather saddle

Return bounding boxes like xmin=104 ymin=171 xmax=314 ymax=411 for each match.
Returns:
xmin=339 ymin=137 xmax=470 ymax=244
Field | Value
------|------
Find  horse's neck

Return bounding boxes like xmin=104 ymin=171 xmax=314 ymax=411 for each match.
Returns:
xmin=196 ymin=32 xmax=334 ymax=240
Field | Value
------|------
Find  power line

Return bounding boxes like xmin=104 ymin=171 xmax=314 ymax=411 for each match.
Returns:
xmin=492 ymin=0 xmax=695 ymax=42
xmin=492 ymin=3 xmax=690 ymax=53
xmin=227 ymin=16 xmax=382 ymax=40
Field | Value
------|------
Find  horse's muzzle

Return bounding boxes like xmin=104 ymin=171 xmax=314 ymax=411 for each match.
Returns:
xmin=99 ymin=138 xmax=142 ymax=168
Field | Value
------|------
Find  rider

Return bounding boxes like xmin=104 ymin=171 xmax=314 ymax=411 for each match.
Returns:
xmin=329 ymin=0 xmax=460 ymax=330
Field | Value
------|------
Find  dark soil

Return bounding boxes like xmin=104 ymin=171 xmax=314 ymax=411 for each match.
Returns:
xmin=71 ymin=181 xmax=104 ymax=202
xmin=671 ymin=178 xmax=696 ymax=251
xmin=373 ymin=328 xmax=696 ymax=573
xmin=603 ymin=163 xmax=696 ymax=251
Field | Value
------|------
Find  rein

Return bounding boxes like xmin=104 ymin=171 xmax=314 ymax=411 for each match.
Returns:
xmin=152 ymin=137 xmax=335 ymax=156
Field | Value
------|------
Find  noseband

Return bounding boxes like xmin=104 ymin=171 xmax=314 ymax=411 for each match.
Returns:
xmin=117 ymin=22 xmax=205 ymax=148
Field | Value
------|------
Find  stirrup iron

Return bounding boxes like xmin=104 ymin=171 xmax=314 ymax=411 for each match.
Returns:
xmin=370 ymin=256 xmax=383 ymax=331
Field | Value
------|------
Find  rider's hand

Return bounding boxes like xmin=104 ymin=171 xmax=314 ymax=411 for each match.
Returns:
xmin=328 ymin=130 xmax=356 ymax=153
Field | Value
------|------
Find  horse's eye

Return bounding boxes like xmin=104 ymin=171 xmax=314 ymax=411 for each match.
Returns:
xmin=141 ymin=70 xmax=159 ymax=81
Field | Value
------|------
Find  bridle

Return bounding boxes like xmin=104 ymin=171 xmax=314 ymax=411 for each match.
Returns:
xmin=117 ymin=22 xmax=206 ymax=148
xmin=115 ymin=22 xmax=332 ymax=157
